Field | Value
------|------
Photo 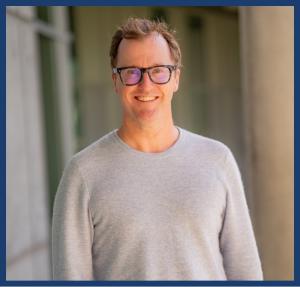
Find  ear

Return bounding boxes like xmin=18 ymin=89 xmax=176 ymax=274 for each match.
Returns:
xmin=173 ymin=68 xmax=180 ymax=93
xmin=112 ymin=73 xmax=118 ymax=93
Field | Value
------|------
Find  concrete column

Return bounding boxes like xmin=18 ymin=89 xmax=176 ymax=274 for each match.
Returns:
xmin=6 ymin=6 xmax=51 ymax=279
xmin=239 ymin=7 xmax=294 ymax=280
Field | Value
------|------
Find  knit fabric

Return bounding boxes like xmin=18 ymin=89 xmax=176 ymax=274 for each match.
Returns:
xmin=52 ymin=127 xmax=263 ymax=280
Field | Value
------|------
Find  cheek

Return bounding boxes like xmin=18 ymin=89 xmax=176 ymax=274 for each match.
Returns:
xmin=117 ymin=86 xmax=134 ymax=103
xmin=115 ymin=80 xmax=125 ymax=95
xmin=165 ymin=80 xmax=179 ymax=96
xmin=160 ymin=87 xmax=174 ymax=102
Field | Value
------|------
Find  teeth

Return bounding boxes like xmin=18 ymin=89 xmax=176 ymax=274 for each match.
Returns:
xmin=136 ymin=96 xmax=157 ymax=102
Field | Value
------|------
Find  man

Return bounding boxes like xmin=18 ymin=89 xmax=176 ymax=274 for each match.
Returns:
xmin=52 ymin=17 xmax=263 ymax=280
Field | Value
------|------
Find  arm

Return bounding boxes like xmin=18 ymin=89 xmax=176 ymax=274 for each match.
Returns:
xmin=52 ymin=158 xmax=94 ymax=280
xmin=219 ymin=149 xmax=263 ymax=280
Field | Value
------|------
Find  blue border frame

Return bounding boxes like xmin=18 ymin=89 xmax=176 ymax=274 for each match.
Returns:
xmin=2 ymin=1 xmax=298 ymax=286
xmin=1 ymin=0 xmax=6 ymax=284
xmin=0 ymin=0 xmax=298 ymax=5
xmin=294 ymin=1 xmax=298 ymax=285
xmin=1 ymin=281 xmax=299 ymax=286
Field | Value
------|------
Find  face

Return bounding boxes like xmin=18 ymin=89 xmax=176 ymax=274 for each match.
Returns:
xmin=112 ymin=33 xmax=180 ymax=126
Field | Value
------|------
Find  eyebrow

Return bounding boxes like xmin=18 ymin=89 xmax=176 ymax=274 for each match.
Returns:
xmin=116 ymin=63 xmax=172 ymax=69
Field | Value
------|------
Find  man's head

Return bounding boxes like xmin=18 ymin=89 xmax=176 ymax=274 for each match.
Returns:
xmin=110 ymin=18 xmax=181 ymax=126
xmin=110 ymin=18 xmax=182 ymax=69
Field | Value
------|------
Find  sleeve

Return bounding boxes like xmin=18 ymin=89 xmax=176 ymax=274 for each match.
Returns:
xmin=52 ymin=158 xmax=94 ymax=280
xmin=219 ymin=149 xmax=263 ymax=280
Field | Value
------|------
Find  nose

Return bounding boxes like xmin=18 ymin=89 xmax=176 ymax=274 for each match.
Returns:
xmin=138 ymin=71 xmax=153 ymax=89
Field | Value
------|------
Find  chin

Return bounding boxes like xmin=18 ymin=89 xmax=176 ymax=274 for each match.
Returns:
xmin=136 ymin=108 xmax=158 ymax=121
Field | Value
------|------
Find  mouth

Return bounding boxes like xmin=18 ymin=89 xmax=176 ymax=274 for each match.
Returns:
xmin=134 ymin=96 xmax=159 ymax=102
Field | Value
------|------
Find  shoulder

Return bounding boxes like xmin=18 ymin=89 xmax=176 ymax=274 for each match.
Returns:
xmin=180 ymin=128 xmax=243 ymax=188
xmin=179 ymin=127 xmax=231 ymax=161
xmin=64 ymin=130 xmax=118 ymax=177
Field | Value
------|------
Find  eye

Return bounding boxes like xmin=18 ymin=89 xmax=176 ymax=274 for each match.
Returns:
xmin=151 ymin=67 xmax=164 ymax=74
xmin=125 ymin=68 xmax=140 ymax=75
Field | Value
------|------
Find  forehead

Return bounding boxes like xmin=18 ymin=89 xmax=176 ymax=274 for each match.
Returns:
xmin=116 ymin=33 xmax=173 ymax=67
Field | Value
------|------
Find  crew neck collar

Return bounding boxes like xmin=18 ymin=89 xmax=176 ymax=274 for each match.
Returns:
xmin=112 ymin=126 xmax=185 ymax=158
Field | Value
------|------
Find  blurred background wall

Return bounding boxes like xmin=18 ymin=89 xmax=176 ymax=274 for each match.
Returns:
xmin=6 ymin=6 xmax=294 ymax=280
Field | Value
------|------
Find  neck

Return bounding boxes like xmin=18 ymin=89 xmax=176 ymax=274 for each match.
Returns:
xmin=117 ymin=121 xmax=179 ymax=153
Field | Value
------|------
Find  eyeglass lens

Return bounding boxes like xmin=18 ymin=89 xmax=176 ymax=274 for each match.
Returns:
xmin=120 ymin=66 xmax=171 ymax=85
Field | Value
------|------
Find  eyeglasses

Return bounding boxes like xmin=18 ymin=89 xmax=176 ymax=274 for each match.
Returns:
xmin=112 ymin=65 xmax=177 ymax=86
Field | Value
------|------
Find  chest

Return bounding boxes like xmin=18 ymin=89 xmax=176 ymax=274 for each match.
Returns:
xmin=88 ymin=158 xmax=227 ymax=237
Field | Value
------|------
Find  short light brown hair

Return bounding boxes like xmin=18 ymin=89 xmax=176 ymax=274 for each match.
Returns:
xmin=109 ymin=17 xmax=182 ymax=68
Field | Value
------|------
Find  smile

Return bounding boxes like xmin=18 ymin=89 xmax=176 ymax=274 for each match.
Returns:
xmin=134 ymin=96 xmax=159 ymax=102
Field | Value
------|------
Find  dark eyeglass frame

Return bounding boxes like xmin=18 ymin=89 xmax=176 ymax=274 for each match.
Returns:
xmin=112 ymin=65 xmax=177 ymax=86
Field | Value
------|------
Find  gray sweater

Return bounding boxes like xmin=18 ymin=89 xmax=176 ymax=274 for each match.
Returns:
xmin=52 ymin=128 xmax=263 ymax=280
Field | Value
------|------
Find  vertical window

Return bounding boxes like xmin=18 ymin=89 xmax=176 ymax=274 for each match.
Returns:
xmin=38 ymin=33 xmax=63 ymax=214
xmin=35 ymin=7 xmax=74 ymax=217
xmin=37 ymin=7 xmax=53 ymax=23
